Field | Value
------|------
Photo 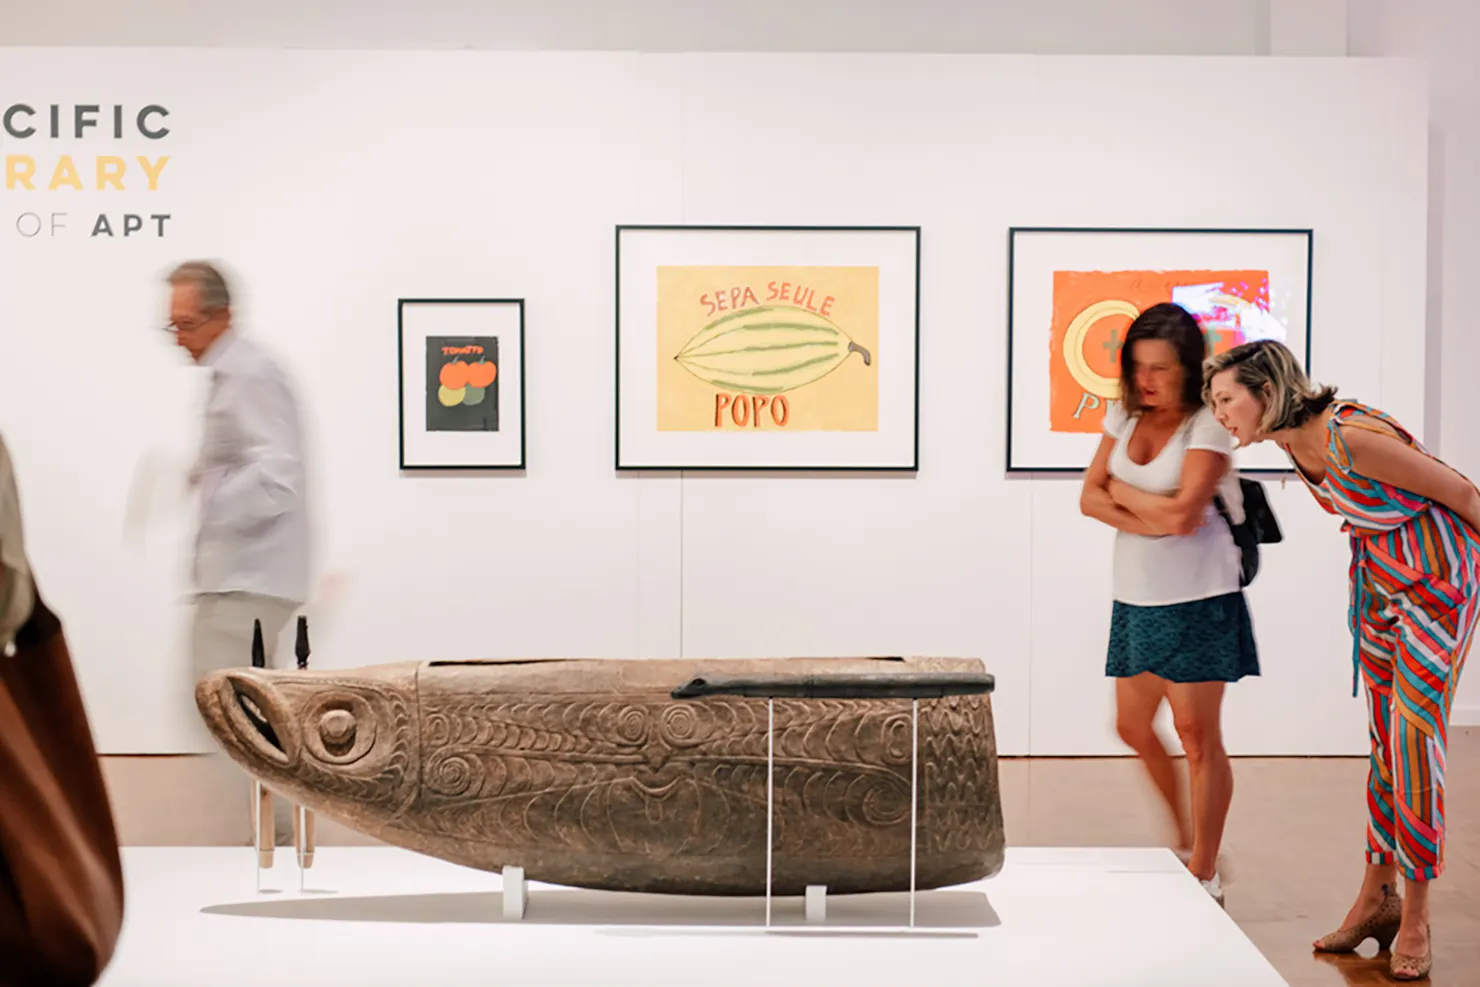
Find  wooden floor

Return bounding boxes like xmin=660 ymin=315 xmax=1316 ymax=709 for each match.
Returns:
xmin=102 ymin=727 xmax=1480 ymax=985
xmin=997 ymin=727 xmax=1480 ymax=986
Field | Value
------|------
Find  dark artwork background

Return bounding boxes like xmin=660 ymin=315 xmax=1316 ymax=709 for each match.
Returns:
xmin=426 ymin=335 xmax=500 ymax=432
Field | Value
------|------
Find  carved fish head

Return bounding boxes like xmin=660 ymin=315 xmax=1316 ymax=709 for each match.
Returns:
xmin=194 ymin=663 xmax=420 ymax=827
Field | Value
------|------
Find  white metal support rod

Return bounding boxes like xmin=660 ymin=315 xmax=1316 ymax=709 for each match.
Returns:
xmin=910 ymin=697 xmax=918 ymax=929
xmin=297 ymin=804 xmax=306 ymax=892
xmin=765 ymin=697 xmax=774 ymax=928
xmin=252 ymin=778 xmax=262 ymax=893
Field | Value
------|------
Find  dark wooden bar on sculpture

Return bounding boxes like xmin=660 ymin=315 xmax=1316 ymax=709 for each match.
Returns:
xmin=671 ymin=669 xmax=996 ymax=700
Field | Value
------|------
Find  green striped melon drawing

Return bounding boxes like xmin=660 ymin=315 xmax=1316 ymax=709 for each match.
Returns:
xmin=673 ymin=304 xmax=872 ymax=396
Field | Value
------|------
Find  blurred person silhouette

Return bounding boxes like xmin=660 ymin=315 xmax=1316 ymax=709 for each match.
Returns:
xmin=1079 ymin=302 xmax=1258 ymax=907
xmin=163 ymin=260 xmax=312 ymax=849
xmin=0 ymin=429 xmax=126 ymax=986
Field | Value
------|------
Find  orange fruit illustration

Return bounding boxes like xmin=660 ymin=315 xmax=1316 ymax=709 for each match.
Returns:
xmin=440 ymin=360 xmax=471 ymax=389
xmin=466 ymin=359 xmax=497 ymax=388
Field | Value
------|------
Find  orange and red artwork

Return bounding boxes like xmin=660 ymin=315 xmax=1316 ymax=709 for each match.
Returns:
xmin=427 ymin=335 xmax=500 ymax=432
xmin=1047 ymin=268 xmax=1276 ymax=433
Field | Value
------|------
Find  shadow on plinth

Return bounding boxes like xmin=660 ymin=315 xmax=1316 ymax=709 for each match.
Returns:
xmin=202 ymin=886 xmax=999 ymax=935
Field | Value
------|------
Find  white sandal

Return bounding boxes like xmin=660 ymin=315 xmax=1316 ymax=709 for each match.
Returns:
xmin=1174 ymin=848 xmax=1227 ymax=907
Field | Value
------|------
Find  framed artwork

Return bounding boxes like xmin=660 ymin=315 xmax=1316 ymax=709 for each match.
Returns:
xmin=1005 ymin=226 xmax=1313 ymax=473
xmin=397 ymin=298 xmax=526 ymax=470
xmin=614 ymin=224 xmax=920 ymax=471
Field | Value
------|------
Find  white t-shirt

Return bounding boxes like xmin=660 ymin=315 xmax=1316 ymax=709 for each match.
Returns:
xmin=1103 ymin=402 xmax=1244 ymax=607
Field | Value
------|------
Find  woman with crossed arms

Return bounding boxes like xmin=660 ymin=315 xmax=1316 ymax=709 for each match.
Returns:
xmin=1080 ymin=302 xmax=1258 ymax=908
xmin=1205 ymin=338 xmax=1480 ymax=982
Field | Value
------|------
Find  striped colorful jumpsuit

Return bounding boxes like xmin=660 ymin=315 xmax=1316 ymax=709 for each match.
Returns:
xmin=1293 ymin=400 xmax=1480 ymax=881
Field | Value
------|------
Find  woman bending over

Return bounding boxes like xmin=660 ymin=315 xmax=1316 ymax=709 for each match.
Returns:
xmin=1205 ymin=338 xmax=1480 ymax=981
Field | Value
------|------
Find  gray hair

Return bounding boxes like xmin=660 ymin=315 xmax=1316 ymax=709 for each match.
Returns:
xmin=167 ymin=260 xmax=232 ymax=313
xmin=1202 ymin=338 xmax=1334 ymax=433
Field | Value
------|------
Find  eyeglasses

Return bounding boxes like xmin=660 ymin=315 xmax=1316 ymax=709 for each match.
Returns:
xmin=159 ymin=316 xmax=211 ymax=334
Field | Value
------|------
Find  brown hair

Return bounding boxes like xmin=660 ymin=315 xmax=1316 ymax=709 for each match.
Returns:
xmin=1118 ymin=302 xmax=1206 ymax=416
xmin=1202 ymin=338 xmax=1334 ymax=433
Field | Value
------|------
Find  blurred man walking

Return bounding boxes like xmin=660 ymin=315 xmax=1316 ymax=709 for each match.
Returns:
xmin=165 ymin=260 xmax=311 ymax=848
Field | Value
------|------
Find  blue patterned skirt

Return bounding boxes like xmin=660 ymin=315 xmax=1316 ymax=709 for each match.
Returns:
xmin=1106 ymin=591 xmax=1260 ymax=683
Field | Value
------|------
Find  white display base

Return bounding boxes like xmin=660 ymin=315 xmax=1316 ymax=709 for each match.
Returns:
xmin=96 ymin=846 xmax=1287 ymax=986
xmin=502 ymin=865 xmax=527 ymax=920
xmin=805 ymin=884 xmax=827 ymax=924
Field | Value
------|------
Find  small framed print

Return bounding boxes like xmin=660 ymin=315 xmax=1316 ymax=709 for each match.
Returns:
xmin=397 ymin=298 xmax=526 ymax=470
xmin=615 ymin=224 xmax=921 ymax=471
xmin=1006 ymin=226 xmax=1313 ymax=473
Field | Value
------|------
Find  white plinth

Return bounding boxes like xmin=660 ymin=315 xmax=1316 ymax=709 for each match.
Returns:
xmin=805 ymin=884 xmax=827 ymax=923
xmin=94 ymin=846 xmax=1288 ymax=987
xmin=502 ymin=865 xmax=526 ymax=920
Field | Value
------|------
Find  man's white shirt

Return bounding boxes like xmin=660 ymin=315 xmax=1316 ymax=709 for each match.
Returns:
xmin=189 ymin=329 xmax=312 ymax=605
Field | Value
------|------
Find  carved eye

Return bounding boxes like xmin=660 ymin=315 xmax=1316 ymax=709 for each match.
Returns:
xmin=303 ymin=693 xmax=376 ymax=765
xmin=318 ymin=709 xmax=357 ymax=756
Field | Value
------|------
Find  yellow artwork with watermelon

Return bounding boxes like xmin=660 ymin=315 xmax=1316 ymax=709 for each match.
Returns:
xmin=655 ymin=265 xmax=879 ymax=432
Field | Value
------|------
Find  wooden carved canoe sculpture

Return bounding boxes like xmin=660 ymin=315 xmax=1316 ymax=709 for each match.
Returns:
xmin=194 ymin=656 xmax=1005 ymax=895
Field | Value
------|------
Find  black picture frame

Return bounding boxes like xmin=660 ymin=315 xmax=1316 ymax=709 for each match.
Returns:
xmin=1005 ymin=225 xmax=1314 ymax=475
xmin=397 ymin=297 xmax=527 ymax=471
xmin=614 ymin=223 xmax=922 ymax=473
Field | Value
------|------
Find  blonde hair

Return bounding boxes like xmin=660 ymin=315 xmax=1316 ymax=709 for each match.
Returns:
xmin=1202 ymin=339 xmax=1334 ymax=434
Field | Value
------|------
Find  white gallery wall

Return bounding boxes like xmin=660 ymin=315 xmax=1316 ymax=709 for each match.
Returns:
xmin=0 ymin=47 xmax=1428 ymax=756
xmin=1348 ymin=0 xmax=1480 ymax=726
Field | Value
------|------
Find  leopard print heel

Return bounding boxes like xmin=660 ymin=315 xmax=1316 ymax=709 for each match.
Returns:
xmin=1312 ymin=884 xmax=1402 ymax=953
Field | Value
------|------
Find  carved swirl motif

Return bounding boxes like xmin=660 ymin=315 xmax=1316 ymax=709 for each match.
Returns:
xmin=426 ymin=751 xmax=481 ymax=798
xmin=857 ymin=774 xmax=911 ymax=828
xmin=660 ymin=704 xmax=704 ymax=747
xmin=615 ymin=705 xmax=648 ymax=745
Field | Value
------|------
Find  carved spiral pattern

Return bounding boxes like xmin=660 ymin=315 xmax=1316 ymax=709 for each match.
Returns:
xmin=426 ymin=752 xmax=479 ymax=798
xmin=856 ymin=774 xmax=911 ymax=828
xmin=615 ymin=705 xmax=647 ymax=745
xmin=660 ymin=704 xmax=703 ymax=746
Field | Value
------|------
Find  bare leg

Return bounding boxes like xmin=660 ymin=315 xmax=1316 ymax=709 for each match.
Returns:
xmin=1114 ymin=674 xmax=1189 ymax=853
xmin=1346 ymin=862 xmax=1400 ymax=924
xmin=1396 ymin=878 xmax=1430 ymax=961
xmin=1166 ymin=682 xmax=1231 ymax=882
